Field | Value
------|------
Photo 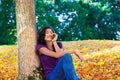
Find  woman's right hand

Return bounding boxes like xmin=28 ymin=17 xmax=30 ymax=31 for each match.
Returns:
xmin=52 ymin=33 xmax=58 ymax=42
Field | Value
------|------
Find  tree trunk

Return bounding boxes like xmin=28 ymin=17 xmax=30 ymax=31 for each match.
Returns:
xmin=15 ymin=0 xmax=44 ymax=80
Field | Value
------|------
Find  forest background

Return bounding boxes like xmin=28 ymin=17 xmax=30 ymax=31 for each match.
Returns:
xmin=0 ymin=0 xmax=120 ymax=44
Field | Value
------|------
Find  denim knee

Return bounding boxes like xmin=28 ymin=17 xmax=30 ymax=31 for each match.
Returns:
xmin=62 ymin=53 xmax=73 ymax=63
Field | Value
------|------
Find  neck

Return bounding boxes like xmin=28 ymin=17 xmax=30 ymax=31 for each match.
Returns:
xmin=46 ymin=41 xmax=53 ymax=50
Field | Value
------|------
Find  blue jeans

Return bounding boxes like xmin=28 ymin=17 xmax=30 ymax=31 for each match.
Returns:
xmin=46 ymin=53 xmax=81 ymax=80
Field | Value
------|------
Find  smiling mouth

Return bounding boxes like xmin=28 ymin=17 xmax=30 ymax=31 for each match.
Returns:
xmin=47 ymin=36 xmax=53 ymax=39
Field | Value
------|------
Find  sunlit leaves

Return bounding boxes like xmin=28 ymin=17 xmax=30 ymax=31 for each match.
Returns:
xmin=0 ymin=45 xmax=18 ymax=79
xmin=63 ymin=40 xmax=120 ymax=79
xmin=0 ymin=40 xmax=120 ymax=79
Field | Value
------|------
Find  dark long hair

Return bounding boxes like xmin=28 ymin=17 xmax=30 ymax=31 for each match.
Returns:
xmin=37 ymin=26 xmax=55 ymax=45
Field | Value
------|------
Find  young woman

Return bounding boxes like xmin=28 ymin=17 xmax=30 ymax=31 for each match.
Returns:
xmin=37 ymin=26 xmax=84 ymax=80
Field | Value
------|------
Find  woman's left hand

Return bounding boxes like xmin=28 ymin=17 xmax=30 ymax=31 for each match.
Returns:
xmin=74 ymin=49 xmax=84 ymax=62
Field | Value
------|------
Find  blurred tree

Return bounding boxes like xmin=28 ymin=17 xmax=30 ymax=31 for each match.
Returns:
xmin=35 ymin=0 xmax=120 ymax=41
xmin=0 ymin=0 xmax=16 ymax=44
xmin=55 ymin=0 xmax=60 ymax=5
xmin=0 ymin=0 xmax=120 ymax=44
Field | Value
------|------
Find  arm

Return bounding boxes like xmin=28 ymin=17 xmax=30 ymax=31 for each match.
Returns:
xmin=38 ymin=45 xmax=84 ymax=61
xmin=38 ymin=47 xmax=65 ymax=58
xmin=53 ymin=41 xmax=63 ymax=52
xmin=64 ymin=49 xmax=84 ymax=61
xmin=52 ymin=33 xmax=84 ymax=61
xmin=52 ymin=33 xmax=63 ymax=52
xmin=74 ymin=49 xmax=84 ymax=61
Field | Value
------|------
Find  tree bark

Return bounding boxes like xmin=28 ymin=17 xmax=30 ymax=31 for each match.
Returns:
xmin=15 ymin=0 xmax=43 ymax=80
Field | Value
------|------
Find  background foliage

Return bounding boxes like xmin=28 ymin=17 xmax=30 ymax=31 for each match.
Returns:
xmin=0 ymin=0 xmax=120 ymax=44
xmin=0 ymin=0 xmax=16 ymax=44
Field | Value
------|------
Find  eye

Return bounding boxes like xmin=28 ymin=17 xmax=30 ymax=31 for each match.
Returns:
xmin=45 ymin=31 xmax=49 ymax=34
xmin=51 ymin=32 xmax=53 ymax=34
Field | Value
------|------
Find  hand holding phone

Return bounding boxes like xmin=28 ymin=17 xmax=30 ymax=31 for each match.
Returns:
xmin=52 ymin=33 xmax=58 ymax=42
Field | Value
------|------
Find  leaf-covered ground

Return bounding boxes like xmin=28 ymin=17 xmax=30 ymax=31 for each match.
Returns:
xmin=0 ymin=45 xmax=18 ymax=80
xmin=0 ymin=40 xmax=120 ymax=80
xmin=63 ymin=40 xmax=120 ymax=80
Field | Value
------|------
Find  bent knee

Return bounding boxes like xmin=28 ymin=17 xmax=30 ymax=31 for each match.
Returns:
xmin=62 ymin=53 xmax=73 ymax=62
xmin=63 ymin=53 xmax=71 ymax=57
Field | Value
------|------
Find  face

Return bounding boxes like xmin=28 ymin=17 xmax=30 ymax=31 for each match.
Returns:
xmin=45 ymin=28 xmax=54 ymax=42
